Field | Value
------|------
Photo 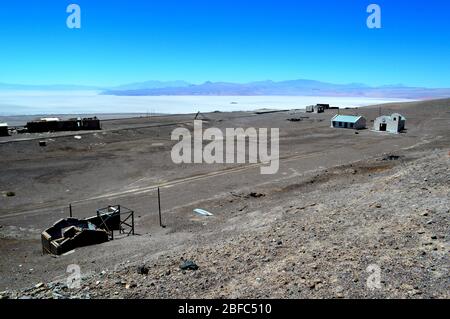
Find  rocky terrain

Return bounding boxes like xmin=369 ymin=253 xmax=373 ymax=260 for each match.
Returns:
xmin=1 ymin=98 xmax=449 ymax=299
xmin=2 ymin=148 xmax=448 ymax=299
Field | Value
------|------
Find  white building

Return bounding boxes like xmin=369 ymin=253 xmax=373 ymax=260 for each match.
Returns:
xmin=373 ymin=113 xmax=406 ymax=134
xmin=331 ymin=115 xmax=366 ymax=130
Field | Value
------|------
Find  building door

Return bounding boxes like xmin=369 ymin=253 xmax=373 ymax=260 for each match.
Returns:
xmin=379 ymin=123 xmax=387 ymax=131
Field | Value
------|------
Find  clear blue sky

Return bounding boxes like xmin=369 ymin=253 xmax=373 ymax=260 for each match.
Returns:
xmin=0 ymin=0 xmax=449 ymax=87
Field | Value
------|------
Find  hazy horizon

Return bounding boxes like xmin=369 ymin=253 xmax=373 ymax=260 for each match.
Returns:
xmin=0 ymin=91 xmax=414 ymax=120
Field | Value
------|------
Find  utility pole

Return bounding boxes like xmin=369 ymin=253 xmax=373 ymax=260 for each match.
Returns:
xmin=158 ymin=187 xmax=165 ymax=228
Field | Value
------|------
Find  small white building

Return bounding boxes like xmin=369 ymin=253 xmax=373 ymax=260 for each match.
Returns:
xmin=331 ymin=115 xmax=366 ymax=130
xmin=306 ymin=105 xmax=325 ymax=113
xmin=373 ymin=113 xmax=406 ymax=134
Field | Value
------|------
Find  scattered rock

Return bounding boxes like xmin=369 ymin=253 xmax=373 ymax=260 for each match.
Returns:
xmin=125 ymin=283 xmax=136 ymax=290
xmin=383 ymin=155 xmax=401 ymax=161
xmin=248 ymin=192 xmax=265 ymax=198
xmin=137 ymin=265 xmax=149 ymax=275
xmin=34 ymin=282 xmax=44 ymax=289
xmin=180 ymin=260 xmax=199 ymax=271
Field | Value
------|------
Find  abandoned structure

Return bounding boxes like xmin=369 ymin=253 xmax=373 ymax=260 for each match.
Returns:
xmin=373 ymin=113 xmax=406 ymax=133
xmin=80 ymin=117 xmax=102 ymax=130
xmin=0 ymin=123 xmax=8 ymax=136
xmin=42 ymin=205 xmax=135 ymax=255
xmin=27 ymin=117 xmax=101 ymax=133
xmin=306 ymin=104 xmax=325 ymax=113
xmin=331 ymin=115 xmax=366 ymax=130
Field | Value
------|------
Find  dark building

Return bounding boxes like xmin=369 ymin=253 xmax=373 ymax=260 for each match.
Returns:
xmin=26 ymin=118 xmax=61 ymax=133
xmin=81 ymin=117 xmax=101 ymax=130
xmin=26 ymin=117 xmax=101 ymax=133
xmin=0 ymin=123 xmax=9 ymax=136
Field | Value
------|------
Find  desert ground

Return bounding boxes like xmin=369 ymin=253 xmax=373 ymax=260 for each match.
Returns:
xmin=0 ymin=98 xmax=449 ymax=299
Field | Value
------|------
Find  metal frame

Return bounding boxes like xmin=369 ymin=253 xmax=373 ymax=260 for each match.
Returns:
xmin=96 ymin=205 xmax=135 ymax=240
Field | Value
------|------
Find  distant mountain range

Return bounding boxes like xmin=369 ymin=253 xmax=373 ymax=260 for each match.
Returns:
xmin=1 ymin=80 xmax=450 ymax=100
xmin=109 ymin=80 xmax=191 ymax=91
xmin=102 ymin=79 xmax=450 ymax=100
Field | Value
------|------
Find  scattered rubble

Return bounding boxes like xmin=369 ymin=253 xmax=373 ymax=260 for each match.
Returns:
xmin=137 ymin=265 xmax=149 ymax=275
xmin=180 ymin=260 xmax=199 ymax=271
xmin=382 ymin=154 xmax=402 ymax=161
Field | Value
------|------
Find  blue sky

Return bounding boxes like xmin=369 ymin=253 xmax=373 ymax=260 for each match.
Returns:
xmin=0 ymin=0 xmax=449 ymax=87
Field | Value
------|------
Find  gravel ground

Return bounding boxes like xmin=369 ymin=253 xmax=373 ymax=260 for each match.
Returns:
xmin=2 ymin=149 xmax=448 ymax=299
xmin=1 ymin=99 xmax=449 ymax=299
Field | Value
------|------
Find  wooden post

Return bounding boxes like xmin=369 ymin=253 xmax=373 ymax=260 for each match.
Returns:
xmin=69 ymin=204 xmax=72 ymax=218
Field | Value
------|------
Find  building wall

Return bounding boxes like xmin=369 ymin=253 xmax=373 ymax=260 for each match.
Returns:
xmin=355 ymin=118 xmax=366 ymax=130
xmin=0 ymin=127 xmax=8 ymax=136
xmin=313 ymin=105 xmax=324 ymax=113
xmin=27 ymin=118 xmax=101 ymax=133
xmin=392 ymin=113 xmax=406 ymax=131
xmin=374 ymin=114 xmax=403 ymax=133
xmin=331 ymin=119 xmax=365 ymax=130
